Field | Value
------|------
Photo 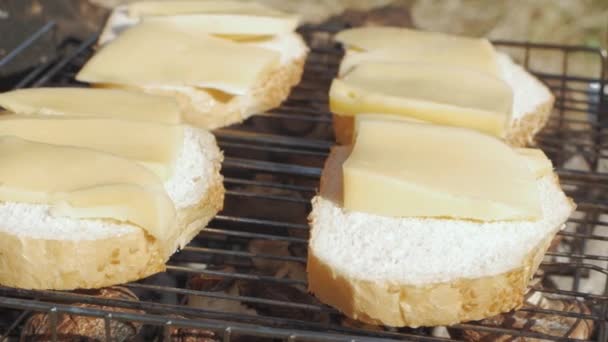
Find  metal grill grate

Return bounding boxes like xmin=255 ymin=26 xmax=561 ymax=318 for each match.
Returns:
xmin=0 ymin=21 xmax=607 ymax=341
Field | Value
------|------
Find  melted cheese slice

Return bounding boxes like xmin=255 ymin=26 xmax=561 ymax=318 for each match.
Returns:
xmin=335 ymin=27 xmax=500 ymax=75
xmin=76 ymin=21 xmax=280 ymax=95
xmin=128 ymin=1 xmax=287 ymax=17
xmin=0 ymin=115 xmax=183 ymax=180
xmin=0 ymin=88 xmax=181 ymax=123
xmin=342 ymin=119 xmax=541 ymax=221
xmin=0 ymin=137 xmax=175 ymax=241
xmin=353 ymin=115 xmax=554 ymax=179
xmin=330 ymin=62 xmax=513 ymax=137
xmin=339 ymin=49 xmax=500 ymax=77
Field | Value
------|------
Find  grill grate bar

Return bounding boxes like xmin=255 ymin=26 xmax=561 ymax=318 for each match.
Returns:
xmin=200 ymin=228 xmax=308 ymax=244
xmin=31 ymin=34 xmax=97 ymax=87
xmin=453 ymin=323 xmax=597 ymax=342
xmin=253 ymin=111 xmax=333 ymax=123
xmin=557 ymin=231 xmax=608 ymax=242
xmin=226 ymin=190 xmax=312 ymax=203
xmin=0 ymin=21 xmax=56 ymax=68
xmin=223 ymin=178 xmax=317 ymax=193
xmin=216 ymin=129 xmax=333 ymax=150
xmin=213 ymin=215 xmax=309 ymax=230
xmin=0 ymin=296 xmax=398 ymax=342
xmin=534 ymin=287 xmax=608 ymax=301
xmin=546 ymin=251 xmax=608 ymax=262
xmin=272 ymin=105 xmax=333 ymax=116
xmin=219 ymin=140 xmax=329 ymax=157
xmin=166 ymin=265 xmax=306 ymax=286
xmin=181 ymin=246 xmax=307 ymax=263
xmin=127 ymin=283 xmax=334 ymax=313
xmin=532 ymin=72 xmax=605 ymax=84
xmin=13 ymin=59 xmax=55 ymax=90
xmin=1 ymin=285 xmax=601 ymax=342
xmin=223 ymin=157 xmax=322 ymax=177
xmin=0 ymin=310 xmax=29 ymax=340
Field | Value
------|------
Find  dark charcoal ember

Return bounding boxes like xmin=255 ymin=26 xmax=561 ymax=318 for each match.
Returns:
xmin=237 ymin=281 xmax=329 ymax=323
xmin=340 ymin=317 xmax=385 ymax=332
xmin=21 ymin=287 xmax=143 ymax=342
xmin=188 ymin=266 xmax=236 ymax=293
xmin=458 ymin=291 xmax=595 ymax=342
xmin=164 ymin=325 xmax=219 ymax=342
xmin=187 ymin=267 xmax=257 ymax=316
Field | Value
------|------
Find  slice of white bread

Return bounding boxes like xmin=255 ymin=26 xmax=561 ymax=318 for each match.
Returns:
xmin=93 ymin=5 xmax=308 ymax=130
xmin=0 ymin=127 xmax=224 ymax=290
xmin=307 ymin=147 xmax=574 ymax=327
xmin=333 ymin=53 xmax=554 ymax=147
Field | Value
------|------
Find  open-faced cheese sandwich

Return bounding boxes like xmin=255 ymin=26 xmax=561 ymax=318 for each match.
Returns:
xmin=308 ymin=115 xmax=574 ymax=327
xmin=76 ymin=0 xmax=308 ymax=129
xmin=0 ymin=87 xmax=224 ymax=290
xmin=330 ymin=27 xmax=554 ymax=147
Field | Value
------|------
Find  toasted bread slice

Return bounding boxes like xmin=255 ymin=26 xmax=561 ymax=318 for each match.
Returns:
xmin=307 ymin=147 xmax=573 ymax=327
xmin=0 ymin=127 xmax=224 ymax=290
xmin=91 ymin=4 xmax=308 ymax=130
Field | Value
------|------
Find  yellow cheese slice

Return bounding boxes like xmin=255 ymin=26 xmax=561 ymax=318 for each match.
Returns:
xmin=342 ymin=119 xmax=541 ymax=221
xmin=76 ymin=21 xmax=280 ymax=95
xmin=128 ymin=1 xmax=287 ymax=18
xmin=335 ymin=27 xmax=500 ymax=75
xmin=142 ymin=14 xmax=298 ymax=38
xmin=330 ymin=62 xmax=513 ymax=137
xmin=339 ymin=49 xmax=500 ymax=77
xmin=352 ymin=113 xmax=427 ymax=142
xmin=517 ymin=148 xmax=553 ymax=178
xmin=0 ymin=136 xmax=175 ymax=241
xmin=352 ymin=118 xmax=555 ymax=180
xmin=0 ymin=88 xmax=181 ymax=123
xmin=0 ymin=115 xmax=183 ymax=180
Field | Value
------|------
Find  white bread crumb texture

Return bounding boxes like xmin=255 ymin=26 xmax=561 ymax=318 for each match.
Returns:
xmin=310 ymin=175 xmax=572 ymax=285
xmin=496 ymin=53 xmax=552 ymax=121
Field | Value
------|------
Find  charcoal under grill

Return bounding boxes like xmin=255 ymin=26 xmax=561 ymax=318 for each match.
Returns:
xmin=0 ymin=20 xmax=607 ymax=342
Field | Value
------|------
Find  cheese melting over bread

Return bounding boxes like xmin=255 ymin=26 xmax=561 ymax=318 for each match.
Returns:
xmin=77 ymin=21 xmax=280 ymax=96
xmin=335 ymin=27 xmax=500 ymax=75
xmin=0 ymin=88 xmax=181 ymax=123
xmin=0 ymin=115 xmax=183 ymax=180
xmin=0 ymin=137 xmax=175 ymax=242
xmin=331 ymin=62 xmax=512 ymax=137
xmin=342 ymin=119 xmax=541 ymax=221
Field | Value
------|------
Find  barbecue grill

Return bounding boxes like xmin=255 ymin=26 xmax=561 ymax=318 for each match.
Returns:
xmin=0 ymin=19 xmax=607 ymax=342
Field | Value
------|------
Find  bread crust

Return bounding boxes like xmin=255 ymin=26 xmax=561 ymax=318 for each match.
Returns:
xmin=332 ymin=114 xmax=355 ymax=145
xmin=308 ymin=224 xmax=557 ymax=327
xmin=307 ymin=147 xmax=574 ymax=327
xmin=144 ymin=55 xmax=306 ymax=130
xmin=0 ymin=178 xmax=224 ymax=290
xmin=504 ymin=95 xmax=554 ymax=147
